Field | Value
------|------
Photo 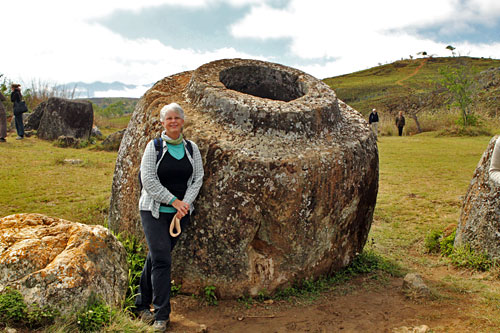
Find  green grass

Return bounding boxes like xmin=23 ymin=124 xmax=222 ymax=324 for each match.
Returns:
xmin=371 ymin=135 xmax=490 ymax=258
xmin=0 ymin=135 xmax=117 ymax=225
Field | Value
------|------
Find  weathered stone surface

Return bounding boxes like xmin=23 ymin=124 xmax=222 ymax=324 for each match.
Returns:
xmin=56 ymin=135 xmax=80 ymax=148
xmin=25 ymin=101 xmax=47 ymax=130
xmin=402 ymin=273 xmax=430 ymax=296
xmin=455 ymin=136 xmax=500 ymax=259
xmin=0 ymin=213 xmax=128 ymax=313
xmin=91 ymin=125 xmax=103 ymax=139
xmin=392 ymin=325 xmax=431 ymax=333
xmin=37 ymin=97 xmax=93 ymax=140
xmin=108 ymin=58 xmax=378 ymax=297
xmin=101 ymin=129 xmax=126 ymax=151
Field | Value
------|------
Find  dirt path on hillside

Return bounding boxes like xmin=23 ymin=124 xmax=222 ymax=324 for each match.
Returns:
xmin=396 ymin=58 xmax=428 ymax=88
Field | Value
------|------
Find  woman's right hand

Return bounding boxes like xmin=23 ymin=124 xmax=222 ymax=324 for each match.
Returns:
xmin=172 ymin=199 xmax=190 ymax=217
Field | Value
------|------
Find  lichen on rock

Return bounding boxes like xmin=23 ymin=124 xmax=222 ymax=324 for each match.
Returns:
xmin=455 ymin=135 xmax=500 ymax=260
xmin=0 ymin=213 xmax=128 ymax=313
xmin=109 ymin=58 xmax=379 ymax=297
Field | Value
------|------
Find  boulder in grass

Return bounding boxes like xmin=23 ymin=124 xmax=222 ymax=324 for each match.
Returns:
xmin=37 ymin=97 xmax=93 ymax=141
xmin=0 ymin=213 xmax=128 ymax=313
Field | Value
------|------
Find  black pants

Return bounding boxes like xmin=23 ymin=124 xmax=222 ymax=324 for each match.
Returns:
xmin=135 ymin=211 xmax=190 ymax=321
xmin=14 ymin=114 xmax=24 ymax=137
xmin=398 ymin=126 xmax=404 ymax=136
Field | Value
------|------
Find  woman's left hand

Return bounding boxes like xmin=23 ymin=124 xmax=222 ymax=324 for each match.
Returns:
xmin=172 ymin=199 xmax=190 ymax=217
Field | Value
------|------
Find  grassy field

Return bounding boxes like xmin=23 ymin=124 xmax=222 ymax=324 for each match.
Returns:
xmin=1 ymin=131 xmax=499 ymax=330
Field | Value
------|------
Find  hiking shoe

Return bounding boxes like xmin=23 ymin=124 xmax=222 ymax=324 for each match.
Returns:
xmin=138 ymin=309 xmax=155 ymax=325
xmin=152 ymin=320 xmax=169 ymax=332
xmin=16 ymin=136 xmax=23 ymax=140
xmin=0 ymin=138 xmax=6 ymax=142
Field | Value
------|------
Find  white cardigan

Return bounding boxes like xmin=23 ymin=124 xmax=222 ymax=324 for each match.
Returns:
xmin=489 ymin=138 xmax=500 ymax=185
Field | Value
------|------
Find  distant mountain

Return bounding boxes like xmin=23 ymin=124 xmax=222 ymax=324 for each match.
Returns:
xmin=57 ymin=81 xmax=153 ymax=98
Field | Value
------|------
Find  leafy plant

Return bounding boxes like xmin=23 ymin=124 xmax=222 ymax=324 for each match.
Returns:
xmin=438 ymin=63 xmax=478 ymax=127
xmin=425 ymin=229 xmax=442 ymax=254
xmin=0 ymin=287 xmax=27 ymax=324
xmin=203 ymin=285 xmax=218 ymax=306
xmin=115 ymin=233 xmax=146 ymax=312
xmin=0 ymin=287 xmax=58 ymax=329
xmin=440 ymin=230 xmax=456 ymax=257
xmin=26 ymin=303 xmax=59 ymax=329
xmin=171 ymin=280 xmax=182 ymax=297
xmin=76 ymin=294 xmax=114 ymax=332
xmin=450 ymin=244 xmax=493 ymax=271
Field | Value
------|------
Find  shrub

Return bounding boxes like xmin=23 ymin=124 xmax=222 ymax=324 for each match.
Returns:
xmin=76 ymin=294 xmax=114 ymax=332
xmin=26 ymin=303 xmax=59 ymax=329
xmin=0 ymin=287 xmax=58 ymax=329
xmin=425 ymin=229 xmax=442 ymax=254
xmin=203 ymin=285 xmax=218 ymax=306
xmin=115 ymin=233 xmax=146 ymax=312
xmin=0 ymin=287 xmax=27 ymax=324
xmin=440 ymin=230 xmax=456 ymax=257
xmin=450 ymin=244 xmax=493 ymax=271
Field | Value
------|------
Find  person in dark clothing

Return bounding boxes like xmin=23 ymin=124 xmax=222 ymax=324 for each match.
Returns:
xmin=0 ymin=91 xmax=7 ymax=142
xmin=395 ymin=111 xmax=406 ymax=136
xmin=10 ymin=84 xmax=24 ymax=140
xmin=135 ymin=102 xmax=204 ymax=332
xmin=368 ymin=108 xmax=379 ymax=139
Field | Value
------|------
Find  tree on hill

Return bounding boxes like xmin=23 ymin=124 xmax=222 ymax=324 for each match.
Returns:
xmin=438 ymin=62 xmax=478 ymax=127
xmin=383 ymin=89 xmax=445 ymax=133
xmin=446 ymin=45 xmax=456 ymax=57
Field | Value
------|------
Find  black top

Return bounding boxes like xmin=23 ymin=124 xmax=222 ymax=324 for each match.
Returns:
xmin=157 ymin=151 xmax=193 ymax=203
xmin=11 ymin=90 xmax=21 ymax=104
xmin=369 ymin=112 xmax=379 ymax=124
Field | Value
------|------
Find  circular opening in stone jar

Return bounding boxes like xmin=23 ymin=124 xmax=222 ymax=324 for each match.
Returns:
xmin=219 ymin=65 xmax=306 ymax=102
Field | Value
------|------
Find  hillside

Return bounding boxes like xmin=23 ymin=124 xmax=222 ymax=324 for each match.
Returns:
xmin=323 ymin=56 xmax=500 ymax=117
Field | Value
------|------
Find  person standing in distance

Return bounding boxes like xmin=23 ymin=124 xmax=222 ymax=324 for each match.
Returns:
xmin=395 ymin=111 xmax=406 ymax=137
xmin=135 ymin=102 xmax=204 ymax=332
xmin=369 ymin=108 xmax=379 ymax=139
xmin=10 ymin=84 xmax=24 ymax=140
xmin=0 ymin=90 xmax=7 ymax=142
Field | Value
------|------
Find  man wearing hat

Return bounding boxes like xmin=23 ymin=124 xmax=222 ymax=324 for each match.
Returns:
xmin=368 ymin=108 xmax=379 ymax=139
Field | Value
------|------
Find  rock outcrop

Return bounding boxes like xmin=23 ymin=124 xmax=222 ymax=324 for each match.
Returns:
xmin=455 ymin=136 xmax=500 ymax=259
xmin=0 ymin=213 xmax=128 ymax=313
xmin=37 ymin=97 xmax=93 ymax=140
xmin=25 ymin=101 xmax=47 ymax=131
xmin=101 ymin=129 xmax=126 ymax=151
xmin=108 ymin=58 xmax=378 ymax=297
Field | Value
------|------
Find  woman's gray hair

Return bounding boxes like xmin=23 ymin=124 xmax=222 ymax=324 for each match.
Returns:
xmin=160 ymin=103 xmax=185 ymax=122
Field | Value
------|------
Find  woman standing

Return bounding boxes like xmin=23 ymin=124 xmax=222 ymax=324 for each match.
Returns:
xmin=135 ymin=103 xmax=204 ymax=332
xmin=395 ymin=111 xmax=406 ymax=137
xmin=490 ymin=137 xmax=500 ymax=185
xmin=10 ymin=84 xmax=24 ymax=140
xmin=0 ymin=91 xmax=7 ymax=142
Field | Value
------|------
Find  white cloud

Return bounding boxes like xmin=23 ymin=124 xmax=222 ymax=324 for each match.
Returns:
xmin=229 ymin=0 xmax=500 ymax=78
xmin=1 ymin=0 xmax=257 ymax=86
xmin=1 ymin=0 xmax=499 ymax=93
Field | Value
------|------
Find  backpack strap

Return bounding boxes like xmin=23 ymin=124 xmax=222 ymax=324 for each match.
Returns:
xmin=185 ymin=139 xmax=193 ymax=158
xmin=153 ymin=137 xmax=163 ymax=163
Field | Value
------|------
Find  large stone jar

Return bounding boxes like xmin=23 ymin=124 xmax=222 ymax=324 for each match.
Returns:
xmin=455 ymin=135 xmax=500 ymax=260
xmin=109 ymin=59 xmax=378 ymax=297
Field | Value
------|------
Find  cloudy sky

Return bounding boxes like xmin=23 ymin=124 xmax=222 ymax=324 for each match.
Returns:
xmin=2 ymin=0 xmax=500 ymax=97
